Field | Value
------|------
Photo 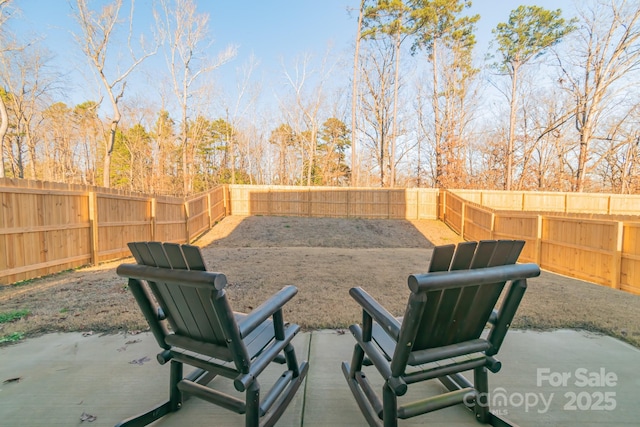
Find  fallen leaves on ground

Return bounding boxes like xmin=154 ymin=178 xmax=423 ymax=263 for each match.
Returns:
xmin=129 ymin=356 xmax=150 ymax=365
xmin=80 ymin=412 xmax=96 ymax=422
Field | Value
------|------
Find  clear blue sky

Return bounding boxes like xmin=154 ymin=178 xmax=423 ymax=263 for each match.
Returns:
xmin=7 ymin=0 xmax=575 ymax=114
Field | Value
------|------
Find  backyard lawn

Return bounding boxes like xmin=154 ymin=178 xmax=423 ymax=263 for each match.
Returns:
xmin=1 ymin=215 xmax=639 ymax=348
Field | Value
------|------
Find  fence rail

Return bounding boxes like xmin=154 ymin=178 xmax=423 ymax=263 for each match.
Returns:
xmin=440 ymin=191 xmax=640 ymax=295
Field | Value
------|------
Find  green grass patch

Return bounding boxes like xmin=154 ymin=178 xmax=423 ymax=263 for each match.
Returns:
xmin=0 ymin=309 xmax=30 ymax=324
xmin=0 ymin=332 xmax=25 ymax=343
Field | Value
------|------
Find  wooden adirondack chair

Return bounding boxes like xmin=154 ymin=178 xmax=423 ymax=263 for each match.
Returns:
xmin=342 ymin=240 xmax=541 ymax=427
xmin=115 ymin=241 xmax=309 ymax=427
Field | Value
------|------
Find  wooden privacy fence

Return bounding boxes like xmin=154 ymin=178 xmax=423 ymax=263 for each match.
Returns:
xmin=450 ymin=189 xmax=640 ymax=215
xmin=0 ymin=181 xmax=437 ymax=285
xmin=440 ymin=191 xmax=640 ymax=295
xmin=0 ymin=179 xmax=227 ymax=285
xmin=4 ymin=179 xmax=639 ymax=295
xmin=228 ymin=185 xmax=439 ymax=219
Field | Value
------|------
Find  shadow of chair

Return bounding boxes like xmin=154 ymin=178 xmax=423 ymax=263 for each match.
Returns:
xmin=115 ymin=241 xmax=308 ymax=427
xmin=342 ymin=240 xmax=540 ymax=427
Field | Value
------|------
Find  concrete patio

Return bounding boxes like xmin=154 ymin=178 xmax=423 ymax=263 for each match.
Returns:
xmin=0 ymin=328 xmax=638 ymax=426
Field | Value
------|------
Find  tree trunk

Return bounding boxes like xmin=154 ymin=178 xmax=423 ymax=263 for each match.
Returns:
xmin=229 ymin=124 xmax=235 ymax=185
xmin=575 ymin=124 xmax=591 ymax=192
xmin=0 ymin=95 xmax=7 ymax=178
xmin=390 ymin=32 xmax=400 ymax=188
xmin=181 ymin=89 xmax=190 ymax=195
xmin=380 ymin=132 xmax=386 ymax=186
xmin=432 ymin=40 xmax=443 ymax=188
xmin=102 ymin=119 xmax=118 ymax=188
xmin=25 ymin=124 xmax=37 ymax=179
xmin=506 ymin=65 xmax=518 ymax=190
xmin=279 ymin=140 xmax=286 ymax=184
xmin=306 ymin=127 xmax=317 ymax=186
xmin=351 ymin=0 xmax=364 ymax=187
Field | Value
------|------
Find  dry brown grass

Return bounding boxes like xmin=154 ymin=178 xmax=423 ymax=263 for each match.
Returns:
xmin=1 ymin=216 xmax=639 ymax=348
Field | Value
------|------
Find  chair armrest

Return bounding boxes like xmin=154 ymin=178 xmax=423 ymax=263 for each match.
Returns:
xmin=234 ymin=324 xmax=300 ymax=392
xmin=238 ymin=285 xmax=298 ymax=338
xmin=349 ymin=287 xmax=401 ymax=341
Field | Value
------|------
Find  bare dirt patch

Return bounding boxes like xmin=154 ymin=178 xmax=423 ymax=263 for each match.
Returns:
xmin=1 ymin=216 xmax=639 ymax=348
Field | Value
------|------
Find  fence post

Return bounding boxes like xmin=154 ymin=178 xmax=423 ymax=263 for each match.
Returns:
xmin=150 ymin=197 xmax=157 ymax=241
xmin=441 ymin=190 xmax=447 ymax=221
xmin=207 ymin=192 xmax=212 ymax=229
xmin=184 ymin=200 xmax=190 ymax=243
xmin=461 ymin=201 xmax=466 ymax=239
xmin=88 ymin=191 xmax=98 ymax=265
xmin=536 ymin=215 xmax=543 ymax=265
xmin=224 ymin=185 xmax=229 ymax=216
xmin=612 ymin=221 xmax=623 ymax=290
xmin=387 ymin=189 xmax=391 ymax=219
xmin=490 ymin=212 xmax=496 ymax=239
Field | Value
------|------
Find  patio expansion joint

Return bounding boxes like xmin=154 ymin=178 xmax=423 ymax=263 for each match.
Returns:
xmin=299 ymin=330 xmax=314 ymax=426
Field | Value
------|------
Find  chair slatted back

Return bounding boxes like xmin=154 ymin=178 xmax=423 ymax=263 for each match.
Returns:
xmin=128 ymin=242 xmax=235 ymax=360
xmin=411 ymin=240 xmax=525 ymax=351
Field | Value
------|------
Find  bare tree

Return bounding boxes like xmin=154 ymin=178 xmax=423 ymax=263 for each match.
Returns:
xmin=269 ymin=123 xmax=297 ymax=185
xmin=72 ymin=101 xmax=101 ymax=185
xmin=362 ymin=0 xmax=413 ymax=187
xmin=0 ymin=0 xmax=17 ymax=178
xmin=159 ymin=0 xmax=236 ymax=195
xmin=151 ymin=109 xmax=178 ymax=194
xmin=591 ymin=104 xmax=640 ymax=193
xmin=73 ymin=0 xmax=157 ymax=188
xmin=411 ymin=0 xmax=479 ymax=189
xmin=0 ymin=44 xmax=59 ymax=180
xmin=351 ymin=0 xmax=365 ymax=186
xmin=358 ymin=40 xmax=395 ymax=186
xmin=413 ymin=81 xmax=433 ymax=187
xmin=490 ymin=5 xmax=574 ymax=190
xmin=281 ymin=51 xmax=335 ymax=186
xmin=41 ymin=102 xmax=73 ymax=182
xmin=557 ymin=0 xmax=640 ymax=192
xmin=220 ymin=54 xmax=262 ymax=185
xmin=0 ymin=87 xmax=7 ymax=178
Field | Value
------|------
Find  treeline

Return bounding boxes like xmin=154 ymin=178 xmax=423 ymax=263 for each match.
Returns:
xmin=0 ymin=99 xmax=351 ymax=195
xmin=1 ymin=0 xmax=639 ymax=195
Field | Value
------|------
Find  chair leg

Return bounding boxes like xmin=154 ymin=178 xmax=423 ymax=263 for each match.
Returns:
xmin=350 ymin=343 xmax=366 ymax=377
xmin=170 ymin=360 xmax=183 ymax=411
xmin=283 ymin=343 xmax=300 ymax=377
xmin=382 ymin=382 xmax=398 ymax=427
xmin=114 ymin=360 xmax=184 ymax=427
xmin=246 ymin=380 xmax=261 ymax=427
xmin=342 ymin=341 xmax=383 ymax=427
xmin=474 ymin=366 xmax=490 ymax=423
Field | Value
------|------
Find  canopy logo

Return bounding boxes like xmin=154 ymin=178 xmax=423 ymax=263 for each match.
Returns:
xmin=463 ymin=368 xmax=618 ymax=415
